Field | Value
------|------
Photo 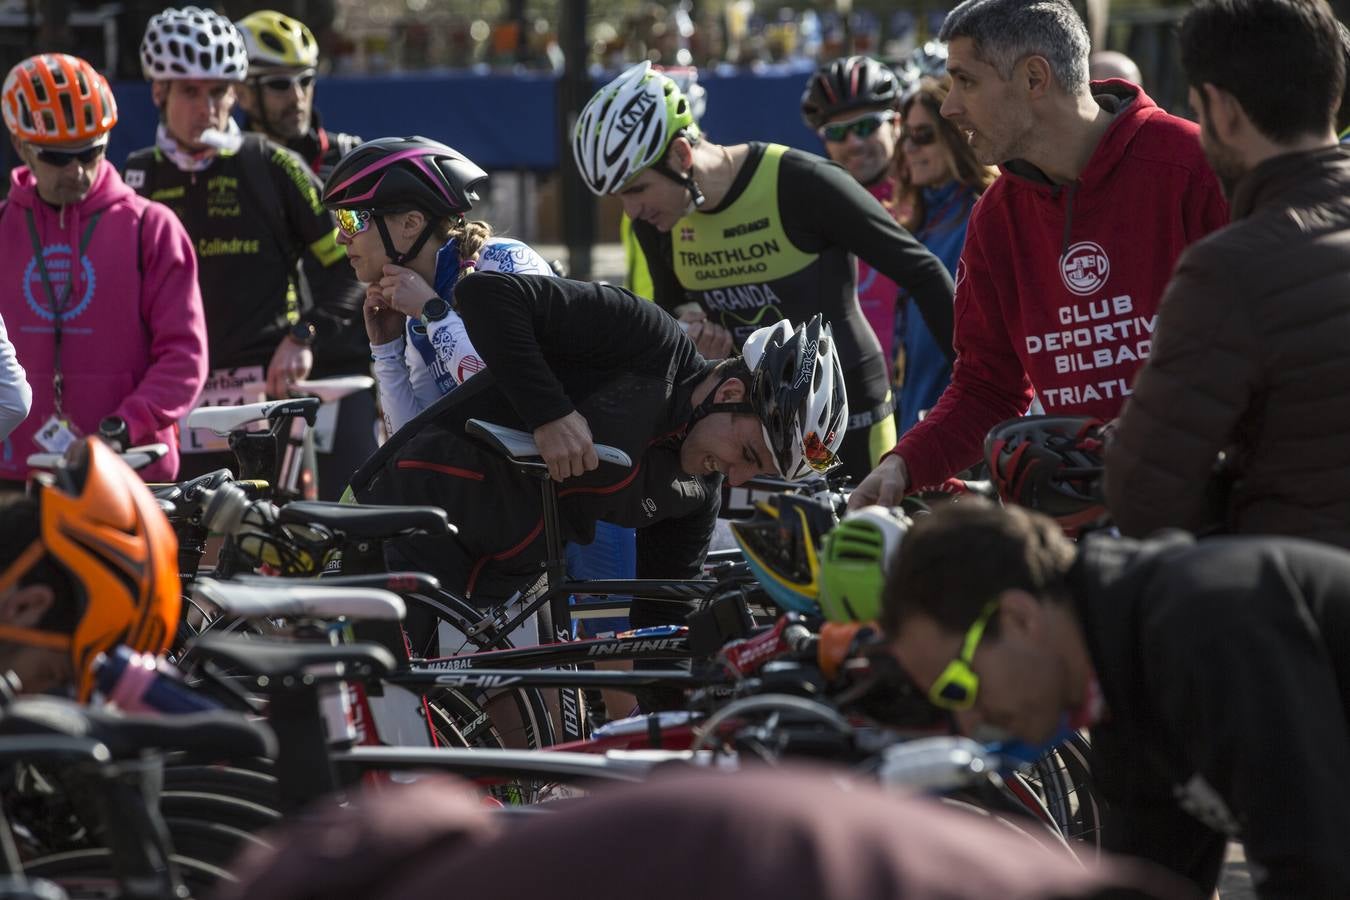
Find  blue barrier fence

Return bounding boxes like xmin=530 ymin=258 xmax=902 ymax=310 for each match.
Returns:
xmin=97 ymin=69 xmax=824 ymax=173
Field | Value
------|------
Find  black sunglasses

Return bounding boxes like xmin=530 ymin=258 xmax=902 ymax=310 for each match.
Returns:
xmin=258 ymin=70 xmax=316 ymax=92
xmin=35 ymin=143 xmax=106 ymax=167
xmin=901 ymin=124 xmax=939 ymax=147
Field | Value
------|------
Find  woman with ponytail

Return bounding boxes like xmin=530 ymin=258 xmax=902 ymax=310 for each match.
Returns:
xmin=322 ymin=136 xmax=555 ymax=434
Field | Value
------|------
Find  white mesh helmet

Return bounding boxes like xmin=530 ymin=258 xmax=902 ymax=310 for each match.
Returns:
xmin=141 ymin=7 xmax=248 ymax=81
xmin=572 ymin=61 xmax=700 ymax=196
xmin=742 ymin=315 xmax=849 ymax=481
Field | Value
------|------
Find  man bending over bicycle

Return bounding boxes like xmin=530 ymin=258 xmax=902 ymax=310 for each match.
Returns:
xmin=883 ymin=499 xmax=1350 ymax=897
xmin=348 ymin=271 xmax=847 ymax=631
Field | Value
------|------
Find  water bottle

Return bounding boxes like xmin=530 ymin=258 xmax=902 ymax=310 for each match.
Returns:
xmin=95 ymin=646 xmax=221 ymax=714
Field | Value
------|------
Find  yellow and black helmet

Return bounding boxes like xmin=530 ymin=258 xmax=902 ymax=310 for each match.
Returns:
xmin=236 ymin=10 xmax=319 ymax=72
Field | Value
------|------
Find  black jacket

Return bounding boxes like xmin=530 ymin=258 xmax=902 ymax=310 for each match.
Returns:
xmin=1070 ymin=531 xmax=1350 ymax=897
xmin=351 ymin=273 xmax=722 ymax=609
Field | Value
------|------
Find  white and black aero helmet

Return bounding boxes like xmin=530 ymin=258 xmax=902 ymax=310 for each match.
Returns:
xmin=141 ymin=7 xmax=248 ymax=81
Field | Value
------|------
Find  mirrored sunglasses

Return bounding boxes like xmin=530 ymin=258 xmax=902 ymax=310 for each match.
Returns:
xmin=258 ymin=69 xmax=316 ymax=92
xmin=35 ymin=143 xmax=106 ymax=167
xmin=802 ymin=430 xmax=840 ymax=473
xmin=335 ymin=208 xmax=374 ymax=238
xmin=901 ymin=124 xmax=939 ymax=148
xmin=818 ymin=110 xmax=895 ymax=143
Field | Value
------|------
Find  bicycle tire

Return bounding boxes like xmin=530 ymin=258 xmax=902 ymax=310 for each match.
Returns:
xmin=162 ymin=816 xmax=270 ymax=869
xmin=161 ymin=765 xmax=281 ymax=811
xmin=158 ymin=791 xmax=282 ymax=835
xmin=23 ymin=848 xmax=234 ymax=896
xmin=406 ymin=589 xmax=558 ymax=750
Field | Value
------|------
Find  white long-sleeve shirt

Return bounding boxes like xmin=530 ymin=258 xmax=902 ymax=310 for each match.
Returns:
xmin=372 ymin=237 xmax=554 ymax=435
xmin=0 ymin=313 xmax=32 ymax=442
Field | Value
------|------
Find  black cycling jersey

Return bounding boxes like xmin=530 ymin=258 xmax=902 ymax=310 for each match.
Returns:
xmin=350 ymin=272 xmax=721 ymax=622
xmin=242 ymin=109 xmax=369 ymax=379
xmin=123 ymin=134 xmax=362 ymax=370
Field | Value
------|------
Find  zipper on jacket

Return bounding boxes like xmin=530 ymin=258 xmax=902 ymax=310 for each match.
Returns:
xmin=396 ymin=459 xmax=485 ymax=481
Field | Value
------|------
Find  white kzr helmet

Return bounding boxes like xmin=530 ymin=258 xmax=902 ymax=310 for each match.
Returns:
xmin=742 ymin=315 xmax=849 ymax=481
xmin=141 ymin=7 xmax=248 ymax=82
xmin=572 ymin=61 xmax=700 ymax=196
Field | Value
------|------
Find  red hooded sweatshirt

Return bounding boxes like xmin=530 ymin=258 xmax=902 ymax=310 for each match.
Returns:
xmin=894 ymin=82 xmax=1228 ymax=489
xmin=0 ymin=159 xmax=207 ymax=482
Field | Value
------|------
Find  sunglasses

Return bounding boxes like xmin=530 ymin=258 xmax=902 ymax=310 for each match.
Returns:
xmin=818 ymin=110 xmax=896 ymax=143
xmin=901 ymin=123 xmax=939 ymax=148
xmin=802 ymin=430 xmax=841 ymax=473
xmin=258 ymin=69 xmax=316 ymax=93
xmin=35 ymin=143 xmax=106 ymax=168
xmin=335 ymin=208 xmax=373 ymax=238
xmin=927 ymin=600 xmax=999 ymax=710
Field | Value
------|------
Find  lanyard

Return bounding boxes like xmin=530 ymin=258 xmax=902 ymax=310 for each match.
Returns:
xmin=24 ymin=208 xmax=102 ymax=417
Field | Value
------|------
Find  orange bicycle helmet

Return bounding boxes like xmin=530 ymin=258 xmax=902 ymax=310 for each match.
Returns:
xmin=0 ymin=439 xmax=180 ymax=701
xmin=2 ymin=53 xmax=117 ymax=145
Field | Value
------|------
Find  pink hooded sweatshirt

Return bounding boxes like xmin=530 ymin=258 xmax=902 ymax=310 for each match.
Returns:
xmin=0 ymin=159 xmax=207 ymax=482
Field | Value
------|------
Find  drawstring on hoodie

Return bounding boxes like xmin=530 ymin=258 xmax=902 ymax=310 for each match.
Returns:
xmin=23 ymin=208 xmax=103 ymax=418
xmin=1056 ymin=181 xmax=1081 ymax=259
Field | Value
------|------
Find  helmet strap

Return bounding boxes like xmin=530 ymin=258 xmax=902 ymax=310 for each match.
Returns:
xmin=651 ymin=159 xmax=706 ymax=209
xmin=687 ymin=367 xmax=755 ymax=430
xmin=375 ymin=216 xmax=438 ymax=267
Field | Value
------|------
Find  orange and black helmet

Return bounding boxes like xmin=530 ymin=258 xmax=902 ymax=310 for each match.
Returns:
xmin=2 ymin=53 xmax=118 ymax=145
xmin=0 ymin=439 xmax=179 ymax=700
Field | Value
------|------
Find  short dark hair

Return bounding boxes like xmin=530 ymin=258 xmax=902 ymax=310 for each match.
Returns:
xmin=939 ymin=0 xmax=1091 ymax=95
xmin=1180 ymin=0 xmax=1345 ymax=143
xmin=0 ymin=494 xmax=76 ymax=633
xmin=879 ymin=500 xmax=1076 ymax=638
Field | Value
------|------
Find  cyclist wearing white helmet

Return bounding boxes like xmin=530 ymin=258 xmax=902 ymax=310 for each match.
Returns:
xmin=124 ymin=6 xmax=364 ymax=485
xmin=348 ymin=271 xmax=846 ymax=630
xmin=574 ymin=61 xmax=954 ymax=483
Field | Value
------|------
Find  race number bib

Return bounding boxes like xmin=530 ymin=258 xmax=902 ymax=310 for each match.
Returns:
xmin=179 ymin=366 xmax=267 ymax=453
xmin=32 ymin=414 xmax=80 ymax=454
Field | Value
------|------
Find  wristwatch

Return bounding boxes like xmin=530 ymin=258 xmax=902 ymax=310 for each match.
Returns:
xmin=287 ymin=320 xmax=317 ymax=346
xmin=421 ymin=296 xmax=451 ymax=323
xmin=98 ymin=415 xmax=129 ymax=450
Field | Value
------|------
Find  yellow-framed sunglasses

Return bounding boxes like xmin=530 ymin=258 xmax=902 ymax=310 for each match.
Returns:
xmin=928 ymin=600 xmax=1000 ymax=711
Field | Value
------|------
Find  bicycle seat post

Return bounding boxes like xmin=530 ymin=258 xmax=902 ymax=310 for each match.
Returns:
xmin=536 ymin=470 xmax=568 ymax=592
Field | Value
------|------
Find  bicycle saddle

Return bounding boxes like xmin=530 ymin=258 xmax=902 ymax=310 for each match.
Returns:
xmin=186 ymin=397 xmax=320 ymax=434
xmin=189 ymin=635 xmax=395 ymax=685
xmin=466 ymin=418 xmax=632 ymax=468
xmin=0 ymin=697 xmax=276 ymax=762
xmin=278 ymin=501 xmax=455 ymax=538
xmin=194 ymin=577 xmax=407 ymax=622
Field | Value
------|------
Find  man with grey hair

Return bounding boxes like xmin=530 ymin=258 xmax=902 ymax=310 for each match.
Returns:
xmin=850 ymin=0 xmax=1228 ymax=509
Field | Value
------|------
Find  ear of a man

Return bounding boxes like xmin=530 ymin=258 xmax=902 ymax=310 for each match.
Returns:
xmin=713 ymin=377 xmax=747 ymax=404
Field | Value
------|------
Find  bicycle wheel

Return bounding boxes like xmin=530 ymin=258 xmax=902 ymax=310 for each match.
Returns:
xmin=24 ymin=848 xmax=233 ymax=897
xmin=406 ymin=589 xmax=560 ymax=750
xmin=162 ymin=817 xmax=270 ymax=869
xmin=161 ymin=764 xmax=281 ymax=810
xmin=1023 ymin=732 xmax=1102 ymax=857
xmin=158 ymin=791 xmax=282 ymax=835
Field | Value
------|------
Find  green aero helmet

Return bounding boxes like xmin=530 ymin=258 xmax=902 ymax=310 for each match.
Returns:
xmin=818 ymin=506 xmax=909 ymax=623
xmin=572 ymin=60 xmax=702 ymax=196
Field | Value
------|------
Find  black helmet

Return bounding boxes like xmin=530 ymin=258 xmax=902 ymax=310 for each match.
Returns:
xmin=984 ymin=416 xmax=1108 ymax=537
xmin=322 ymin=135 xmax=487 ymax=220
xmin=800 ymin=56 xmax=901 ymax=130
